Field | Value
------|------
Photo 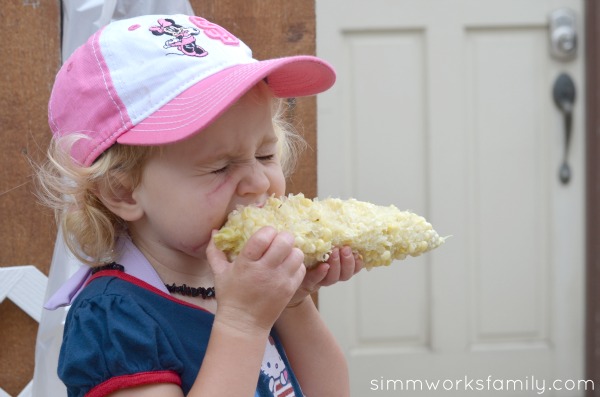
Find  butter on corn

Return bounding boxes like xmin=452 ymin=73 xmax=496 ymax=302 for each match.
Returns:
xmin=213 ymin=194 xmax=445 ymax=270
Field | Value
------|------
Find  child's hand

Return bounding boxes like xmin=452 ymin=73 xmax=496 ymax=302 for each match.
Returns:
xmin=206 ymin=226 xmax=306 ymax=333
xmin=286 ymin=246 xmax=364 ymax=308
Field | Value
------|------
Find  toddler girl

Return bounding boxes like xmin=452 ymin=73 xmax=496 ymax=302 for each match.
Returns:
xmin=39 ymin=13 xmax=362 ymax=397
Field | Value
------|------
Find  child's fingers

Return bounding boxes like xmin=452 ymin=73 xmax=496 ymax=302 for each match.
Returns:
xmin=318 ymin=246 xmax=362 ymax=286
xmin=353 ymin=251 xmax=365 ymax=275
xmin=260 ymin=231 xmax=298 ymax=268
xmin=284 ymin=262 xmax=327 ymax=307
xmin=303 ymin=262 xmax=330 ymax=290
xmin=339 ymin=246 xmax=357 ymax=281
xmin=287 ymin=248 xmax=308 ymax=285
xmin=239 ymin=226 xmax=278 ymax=262
xmin=321 ymin=248 xmax=341 ymax=286
xmin=282 ymin=247 xmax=306 ymax=272
xmin=206 ymin=231 xmax=229 ymax=273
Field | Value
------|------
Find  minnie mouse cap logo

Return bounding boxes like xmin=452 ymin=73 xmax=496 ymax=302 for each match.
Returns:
xmin=48 ymin=14 xmax=336 ymax=166
xmin=149 ymin=17 xmax=210 ymax=58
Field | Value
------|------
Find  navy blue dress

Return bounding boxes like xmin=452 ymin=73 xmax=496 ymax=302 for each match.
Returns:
xmin=58 ymin=270 xmax=303 ymax=397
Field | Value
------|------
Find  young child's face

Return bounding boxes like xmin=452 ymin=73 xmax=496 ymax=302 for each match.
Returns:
xmin=128 ymin=87 xmax=286 ymax=263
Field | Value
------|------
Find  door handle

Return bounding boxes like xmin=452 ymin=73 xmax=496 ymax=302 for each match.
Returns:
xmin=552 ymin=73 xmax=575 ymax=184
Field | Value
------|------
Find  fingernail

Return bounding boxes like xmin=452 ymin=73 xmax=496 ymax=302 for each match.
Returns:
xmin=330 ymin=248 xmax=339 ymax=259
xmin=342 ymin=246 xmax=352 ymax=257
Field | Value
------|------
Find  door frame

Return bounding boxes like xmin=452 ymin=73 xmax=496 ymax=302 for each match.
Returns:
xmin=585 ymin=0 xmax=600 ymax=393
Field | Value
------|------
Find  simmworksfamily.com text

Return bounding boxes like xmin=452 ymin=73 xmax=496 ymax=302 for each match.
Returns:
xmin=370 ymin=376 xmax=594 ymax=394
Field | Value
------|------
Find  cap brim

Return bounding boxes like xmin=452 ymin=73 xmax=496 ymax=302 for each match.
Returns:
xmin=117 ymin=55 xmax=335 ymax=146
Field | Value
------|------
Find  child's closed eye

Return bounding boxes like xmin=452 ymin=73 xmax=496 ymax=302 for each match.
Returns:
xmin=211 ymin=165 xmax=229 ymax=174
xmin=210 ymin=155 xmax=275 ymax=174
xmin=256 ymin=154 xmax=275 ymax=162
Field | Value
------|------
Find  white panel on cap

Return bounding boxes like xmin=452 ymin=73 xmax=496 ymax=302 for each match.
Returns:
xmin=99 ymin=14 xmax=255 ymax=125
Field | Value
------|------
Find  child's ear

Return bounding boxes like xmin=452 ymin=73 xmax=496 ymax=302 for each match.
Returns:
xmin=94 ymin=175 xmax=143 ymax=222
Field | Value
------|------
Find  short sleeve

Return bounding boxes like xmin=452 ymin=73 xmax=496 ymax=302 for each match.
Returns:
xmin=58 ymin=293 xmax=184 ymax=397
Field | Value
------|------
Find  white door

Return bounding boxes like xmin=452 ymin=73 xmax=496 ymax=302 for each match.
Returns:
xmin=317 ymin=1 xmax=585 ymax=396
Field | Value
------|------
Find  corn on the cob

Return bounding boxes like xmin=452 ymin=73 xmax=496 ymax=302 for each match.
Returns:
xmin=213 ymin=194 xmax=445 ymax=270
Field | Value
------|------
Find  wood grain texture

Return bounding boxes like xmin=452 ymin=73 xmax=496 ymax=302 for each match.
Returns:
xmin=0 ymin=1 xmax=60 ymax=272
xmin=0 ymin=1 xmax=61 ymax=395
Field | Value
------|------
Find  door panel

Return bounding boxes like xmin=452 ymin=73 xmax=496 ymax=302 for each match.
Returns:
xmin=466 ymin=28 xmax=551 ymax=347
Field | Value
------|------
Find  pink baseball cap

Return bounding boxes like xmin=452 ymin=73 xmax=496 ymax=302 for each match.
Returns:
xmin=48 ymin=14 xmax=336 ymax=166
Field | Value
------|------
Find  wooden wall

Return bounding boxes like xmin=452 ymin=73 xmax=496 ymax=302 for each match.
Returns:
xmin=0 ymin=1 xmax=61 ymax=395
xmin=0 ymin=1 xmax=317 ymax=395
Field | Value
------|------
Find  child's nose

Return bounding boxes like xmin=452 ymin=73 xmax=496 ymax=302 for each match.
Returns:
xmin=237 ymin=163 xmax=270 ymax=196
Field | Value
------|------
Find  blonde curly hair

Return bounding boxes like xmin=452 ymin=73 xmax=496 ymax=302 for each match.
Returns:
xmin=37 ymin=86 xmax=304 ymax=266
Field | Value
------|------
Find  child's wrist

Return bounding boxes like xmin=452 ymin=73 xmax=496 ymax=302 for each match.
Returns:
xmin=214 ymin=306 xmax=274 ymax=338
xmin=275 ymin=296 xmax=319 ymax=331
xmin=281 ymin=296 xmax=315 ymax=318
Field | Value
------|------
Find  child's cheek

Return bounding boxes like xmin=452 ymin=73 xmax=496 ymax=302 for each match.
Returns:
xmin=206 ymin=173 xmax=234 ymax=198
